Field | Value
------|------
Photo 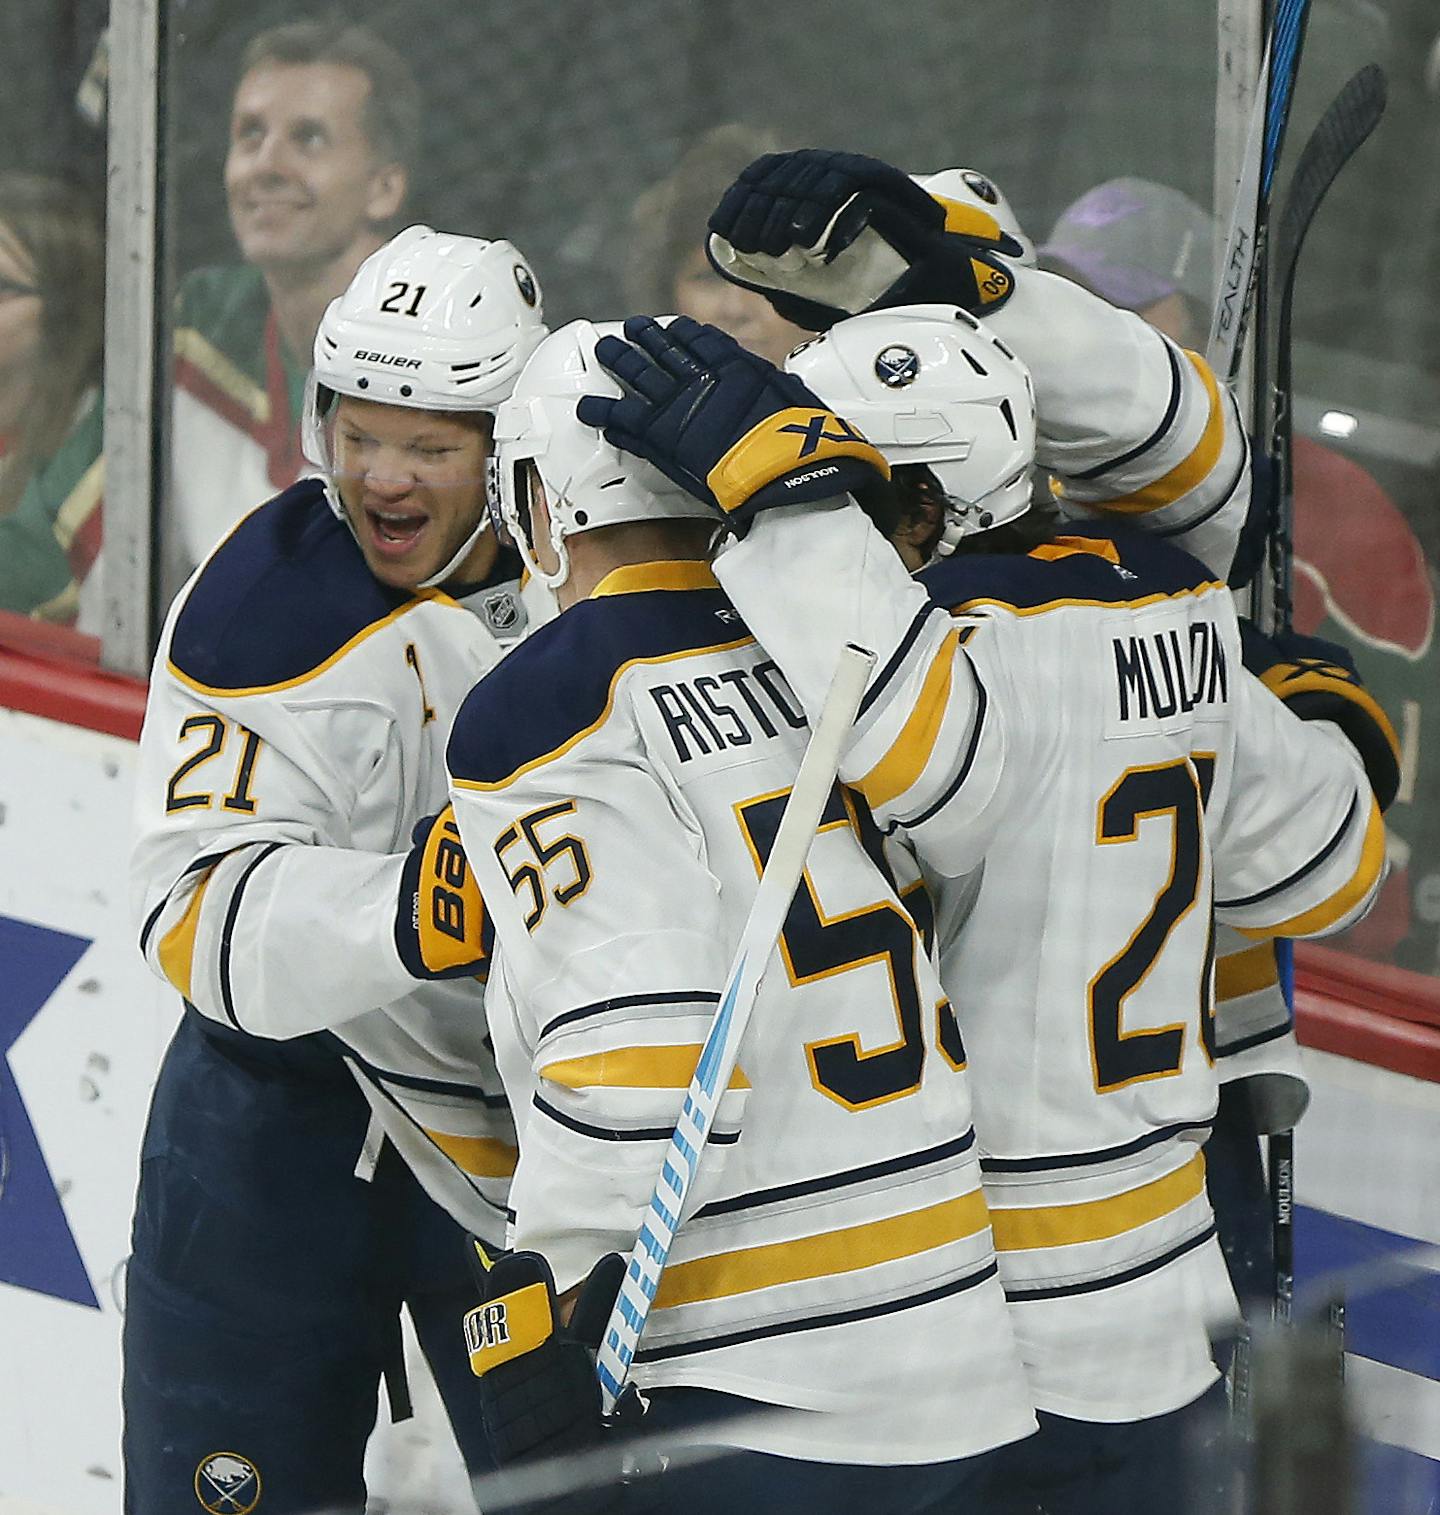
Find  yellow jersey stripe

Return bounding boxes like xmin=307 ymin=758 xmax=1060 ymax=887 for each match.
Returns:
xmin=590 ymin=561 xmax=720 ymax=598
xmin=854 ymin=629 xmax=959 ymax=809
xmin=989 ymin=1151 xmax=1206 ymax=1252
xmin=452 ymin=636 xmax=757 ymax=793
xmin=1080 ymin=350 xmax=1224 ymax=515
xmin=168 ymin=592 xmax=456 ymax=697
xmin=1216 ymin=941 xmax=1280 ymax=1002
xmin=174 ymin=327 xmax=270 ymax=423
xmin=156 ymin=867 xmax=216 ymax=1001
xmin=654 ymin=1188 xmax=991 ymax=1309
xmin=1028 ymin=535 xmax=1122 ymax=565
xmin=423 ymin=1129 xmax=519 ymax=1179
xmin=540 ymin=1045 xmax=751 ymax=1091
xmin=1239 ymin=796 xmax=1386 ymax=941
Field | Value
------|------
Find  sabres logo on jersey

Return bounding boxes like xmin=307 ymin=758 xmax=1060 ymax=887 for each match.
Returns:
xmin=874 ymin=345 xmax=921 ymax=389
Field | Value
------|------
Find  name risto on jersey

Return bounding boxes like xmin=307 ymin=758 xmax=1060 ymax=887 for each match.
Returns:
xmin=1112 ymin=620 xmax=1228 ymax=722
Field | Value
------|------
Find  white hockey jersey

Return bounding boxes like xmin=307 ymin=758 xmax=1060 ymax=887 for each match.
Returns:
xmin=447 ymin=559 xmax=1035 ymax=1466
xmin=987 ymin=266 xmax=1251 ymax=582
xmin=714 ymin=505 xmax=1384 ymax=1421
xmin=131 ymin=478 xmax=546 ymax=1243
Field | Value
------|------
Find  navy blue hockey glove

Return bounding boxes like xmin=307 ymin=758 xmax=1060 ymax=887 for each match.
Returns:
xmin=465 ymin=1248 xmax=642 ymax=1512
xmin=577 ymin=314 xmax=889 ymax=533
xmin=395 ymin=806 xmax=492 ymax=980
xmin=1239 ymin=620 xmax=1401 ymax=811
xmin=706 ymin=148 xmax=1022 ymax=330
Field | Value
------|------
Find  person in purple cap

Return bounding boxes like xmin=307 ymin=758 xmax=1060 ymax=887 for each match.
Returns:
xmin=1039 ymin=177 xmax=1217 ymax=349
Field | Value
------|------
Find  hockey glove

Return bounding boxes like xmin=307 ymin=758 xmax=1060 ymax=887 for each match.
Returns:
xmin=577 ymin=314 xmax=889 ymax=533
xmin=1239 ymin=620 xmax=1402 ymax=811
xmin=465 ymin=1250 xmax=641 ymax=1485
xmin=706 ymin=148 xmax=1022 ymax=330
xmin=394 ymin=806 xmax=492 ymax=979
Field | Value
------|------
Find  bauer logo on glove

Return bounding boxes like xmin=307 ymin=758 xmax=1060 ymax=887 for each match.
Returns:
xmin=395 ymin=805 xmax=493 ymax=979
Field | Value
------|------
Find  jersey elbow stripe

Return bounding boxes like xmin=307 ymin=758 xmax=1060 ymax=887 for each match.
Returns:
xmin=539 ymin=991 xmax=721 ymax=1042
xmin=156 ymin=866 xmax=218 ymax=1001
xmin=1078 ymin=351 xmax=1225 ymax=515
xmin=421 ymin=1128 xmax=518 ymax=1178
xmin=1238 ymin=797 xmax=1386 ymax=940
xmin=989 ymin=1150 xmax=1205 ymax=1252
xmin=532 ymin=1091 xmax=740 ymax=1145
xmin=858 ymin=603 xmax=946 ymax=721
xmin=1216 ymin=941 xmax=1280 ymax=1001
xmin=217 ymin=841 xmax=285 ymax=1031
xmin=654 ymin=1187 xmax=991 ymax=1310
xmin=899 ymin=660 xmax=989 ymax=830
xmin=854 ymin=630 xmax=960 ymax=809
xmin=1068 ymin=339 xmax=1184 ymax=483
xmin=539 ymin=1045 xmax=751 ymax=1092
xmin=1218 ymin=792 xmax=1361 ymax=910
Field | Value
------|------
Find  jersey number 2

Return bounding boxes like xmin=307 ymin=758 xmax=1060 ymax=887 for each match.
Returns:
xmin=1089 ymin=756 xmax=1216 ymax=1092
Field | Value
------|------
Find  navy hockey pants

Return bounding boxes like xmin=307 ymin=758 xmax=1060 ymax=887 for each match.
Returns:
xmin=980 ymin=1378 xmax=1231 ymax=1515
xmin=626 ymin=1387 xmax=1031 ymax=1514
xmin=122 ymin=1011 xmax=494 ymax=1514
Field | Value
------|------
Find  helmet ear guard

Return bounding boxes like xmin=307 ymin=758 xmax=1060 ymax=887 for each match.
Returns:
xmin=785 ymin=304 xmax=1036 ymax=562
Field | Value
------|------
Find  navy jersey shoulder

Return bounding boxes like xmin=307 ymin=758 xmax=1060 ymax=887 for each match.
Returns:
xmin=919 ymin=524 xmax=1219 ymax=613
xmin=169 ymin=478 xmax=412 ymax=690
xmin=449 ymin=585 xmax=750 ymax=788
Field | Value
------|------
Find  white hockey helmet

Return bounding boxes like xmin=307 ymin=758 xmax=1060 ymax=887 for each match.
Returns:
xmin=303 ymin=224 xmax=548 ymax=585
xmin=786 ymin=304 xmax=1036 ymax=557
xmin=489 ymin=318 xmax=716 ymax=591
xmin=913 ymin=167 xmax=1036 ymax=266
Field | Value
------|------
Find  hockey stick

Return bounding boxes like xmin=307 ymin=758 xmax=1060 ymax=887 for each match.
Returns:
xmin=1263 ymin=62 xmax=1386 ymax=1334
xmin=595 ymin=641 xmax=877 ymax=1416
xmin=1207 ymin=0 xmax=1314 ymax=385
xmin=1265 ymin=62 xmax=1388 ymax=629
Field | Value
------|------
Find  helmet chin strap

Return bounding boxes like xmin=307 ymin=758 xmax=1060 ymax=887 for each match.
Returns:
xmin=420 ymin=512 xmax=493 ymax=590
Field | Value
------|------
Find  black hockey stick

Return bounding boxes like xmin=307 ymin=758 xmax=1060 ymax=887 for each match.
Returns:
xmin=1265 ymin=61 xmax=1389 ymax=629
xmin=1262 ymin=61 xmax=1387 ymax=1337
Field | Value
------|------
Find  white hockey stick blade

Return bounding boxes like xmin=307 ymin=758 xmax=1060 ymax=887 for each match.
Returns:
xmin=595 ymin=641 xmax=877 ymax=1415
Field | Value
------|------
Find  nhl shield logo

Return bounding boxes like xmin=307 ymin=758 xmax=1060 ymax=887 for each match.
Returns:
xmin=480 ymin=588 xmax=525 ymax=638
xmin=962 ymin=170 xmax=1000 ymax=205
xmin=513 ymin=263 xmax=538 ymax=307
xmin=194 ymin=1451 xmax=262 ymax=1514
xmin=874 ymin=345 xmax=920 ymax=388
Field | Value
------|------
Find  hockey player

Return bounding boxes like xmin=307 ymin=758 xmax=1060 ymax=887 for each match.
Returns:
xmin=127 ymin=225 xmax=545 ymax=1513
xmin=446 ymin=319 xmax=1037 ymax=1513
xmin=703 ymin=149 xmax=1329 ymax=1317
xmin=575 ymin=309 xmax=1396 ymax=1513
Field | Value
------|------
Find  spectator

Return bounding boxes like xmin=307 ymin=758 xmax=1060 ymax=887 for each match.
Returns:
xmin=1041 ymin=175 xmax=1439 ymax=968
xmin=0 ymin=17 xmax=421 ymax=625
xmin=624 ymin=123 xmax=807 ymax=364
xmin=0 ymin=172 xmax=104 ymax=622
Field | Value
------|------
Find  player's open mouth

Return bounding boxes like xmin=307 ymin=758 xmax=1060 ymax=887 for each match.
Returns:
xmin=365 ymin=508 xmax=428 ymax=557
